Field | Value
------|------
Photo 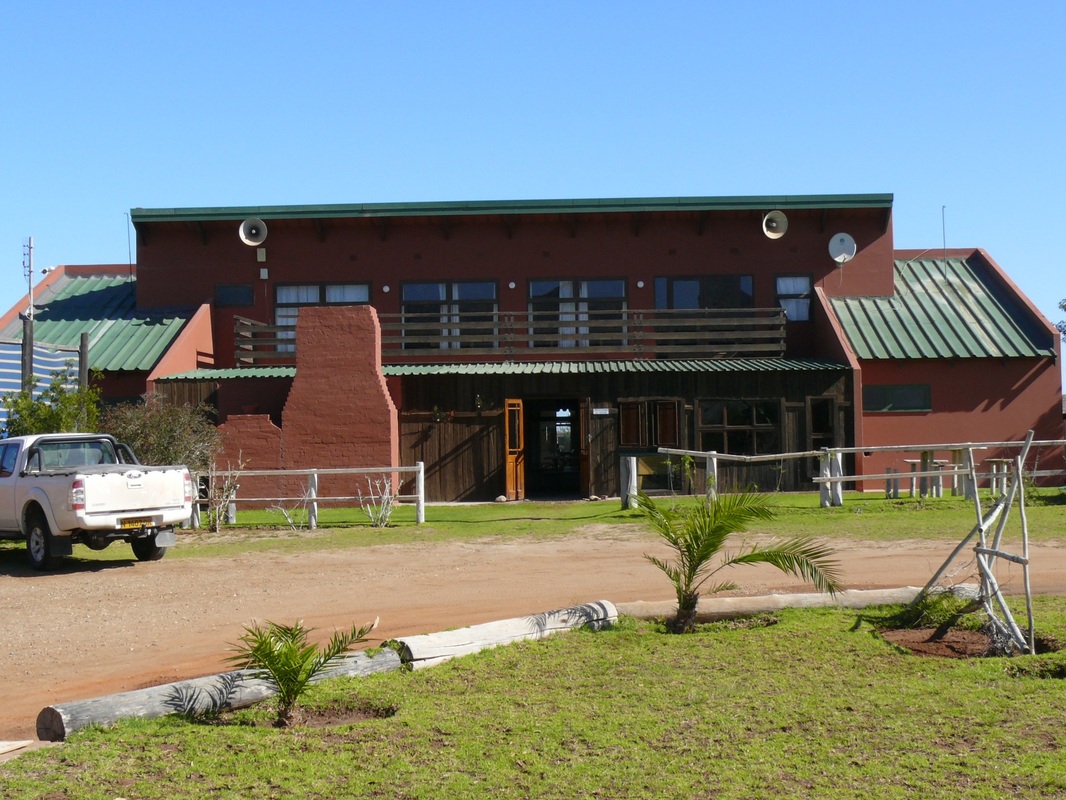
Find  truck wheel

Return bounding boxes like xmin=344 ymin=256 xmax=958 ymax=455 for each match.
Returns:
xmin=131 ymin=536 xmax=167 ymax=562
xmin=27 ymin=514 xmax=56 ymax=571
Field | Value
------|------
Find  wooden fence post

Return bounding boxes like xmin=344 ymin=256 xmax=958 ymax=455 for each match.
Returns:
xmin=705 ymin=454 xmax=718 ymax=502
xmin=416 ymin=461 xmax=425 ymax=524
xmin=830 ymin=450 xmax=844 ymax=507
xmin=308 ymin=471 xmax=318 ymax=530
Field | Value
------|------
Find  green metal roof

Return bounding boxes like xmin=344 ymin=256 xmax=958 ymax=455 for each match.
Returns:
xmin=158 ymin=366 xmax=297 ymax=381
xmin=0 ymin=275 xmax=192 ymax=372
xmin=157 ymin=358 xmax=845 ymax=382
xmin=131 ymin=193 xmax=893 ymax=223
xmin=830 ymin=257 xmax=1055 ymax=360
xmin=383 ymin=358 xmax=846 ymax=376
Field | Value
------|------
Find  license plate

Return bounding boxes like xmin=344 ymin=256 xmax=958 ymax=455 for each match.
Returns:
xmin=121 ymin=517 xmax=152 ymax=530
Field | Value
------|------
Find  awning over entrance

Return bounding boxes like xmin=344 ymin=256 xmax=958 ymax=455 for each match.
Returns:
xmin=382 ymin=358 xmax=848 ymax=376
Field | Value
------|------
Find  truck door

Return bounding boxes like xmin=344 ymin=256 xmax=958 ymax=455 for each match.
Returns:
xmin=0 ymin=443 xmax=20 ymax=529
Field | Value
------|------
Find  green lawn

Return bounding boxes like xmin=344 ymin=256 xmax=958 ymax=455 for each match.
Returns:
xmin=3 ymin=603 xmax=1066 ymax=799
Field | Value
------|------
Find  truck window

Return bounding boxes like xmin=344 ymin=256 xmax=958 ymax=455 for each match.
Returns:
xmin=0 ymin=443 xmax=17 ymax=478
xmin=37 ymin=440 xmax=119 ymax=469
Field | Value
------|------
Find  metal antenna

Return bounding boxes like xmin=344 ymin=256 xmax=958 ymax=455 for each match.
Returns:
xmin=23 ymin=236 xmax=34 ymax=320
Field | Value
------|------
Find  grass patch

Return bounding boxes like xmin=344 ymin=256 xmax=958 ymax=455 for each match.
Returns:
xmin=4 ymin=604 xmax=1066 ymax=798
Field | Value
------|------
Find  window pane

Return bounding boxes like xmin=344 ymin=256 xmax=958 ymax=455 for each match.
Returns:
xmin=863 ymin=384 xmax=931 ymax=412
xmin=216 ymin=284 xmax=253 ymax=307
xmin=700 ymin=431 xmax=725 ymax=453
xmin=530 ymin=280 xmax=563 ymax=299
xmin=700 ymin=275 xmax=754 ymax=309
xmin=725 ymin=400 xmax=751 ymax=426
xmin=454 ymin=282 xmax=496 ymax=301
xmin=699 ymin=400 xmax=725 ymax=426
xmin=277 ymin=285 xmax=319 ymax=304
xmin=753 ymin=401 xmax=779 ymax=426
xmin=325 ymin=284 xmax=369 ymax=303
xmin=581 ymin=279 xmax=625 ymax=299
xmin=779 ymin=298 xmax=810 ymax=321
xmin=403 ymin=282 xmax=445 ymax=302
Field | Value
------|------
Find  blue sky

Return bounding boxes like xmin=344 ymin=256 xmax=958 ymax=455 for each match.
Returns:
xmin=2 ymin=2 xmax=1064 ymax=345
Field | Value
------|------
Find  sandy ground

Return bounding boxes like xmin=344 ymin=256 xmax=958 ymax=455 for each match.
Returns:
xmin=3 ymin=523 xmax=1066 ymax=744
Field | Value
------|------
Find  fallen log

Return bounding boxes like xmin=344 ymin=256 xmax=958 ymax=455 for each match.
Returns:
xmin=37 ymin=649 xmax=401 ymax=742
xmin=392 ymin=600 xmax=618 ymax=669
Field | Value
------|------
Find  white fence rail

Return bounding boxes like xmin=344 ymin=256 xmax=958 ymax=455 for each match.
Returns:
xmin=192 ymin=463 xmax=425 ymax=529
xmin=632 ymin=435 xmax=1066 ymax=509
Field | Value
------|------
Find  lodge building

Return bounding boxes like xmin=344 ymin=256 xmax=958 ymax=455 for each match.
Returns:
xmin=3 ymin=193 xmax=1060 ymax=501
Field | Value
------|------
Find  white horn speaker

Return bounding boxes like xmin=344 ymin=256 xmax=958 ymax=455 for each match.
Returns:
xmin=238 ymin=217 xmax=268 ymax=246
xmin=762 ymin=210 xmax=788 ymax=239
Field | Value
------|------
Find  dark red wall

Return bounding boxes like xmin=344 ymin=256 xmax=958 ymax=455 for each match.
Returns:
xmin=856 ymin=359 xmax=1064 ymax=482
xmin=135 ymin=206 xmax=895 ymax=368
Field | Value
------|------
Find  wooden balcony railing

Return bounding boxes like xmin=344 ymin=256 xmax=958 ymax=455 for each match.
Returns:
xmin=234 ymin=308 xmax=787 ymax=366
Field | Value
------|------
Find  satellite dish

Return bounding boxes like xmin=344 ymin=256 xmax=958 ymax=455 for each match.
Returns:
xmin=239 ymin=218 xmax=268 ymax=246
xmin=828 ymin=232 xmax=857 ymax=264
xmin=762 ymin=210 xmax=788 ymax=239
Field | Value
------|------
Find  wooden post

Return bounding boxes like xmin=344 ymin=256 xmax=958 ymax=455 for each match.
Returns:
xmin=830 ymin=450 xmax=843 ymax=507
xmin=415 ymin=461 xmax=425 ymax=524
xmin=819 ymin=452 xmax=830 ymax=508
xmin=226 ymin=488 xmax=237 ymax=525
xmin=622 ymin=456 xmax=638 ymax=509
xmin=705 ymin=454 xmax=718 ymax=503
xmin=308 ymin=471 xmax=318 ymax=530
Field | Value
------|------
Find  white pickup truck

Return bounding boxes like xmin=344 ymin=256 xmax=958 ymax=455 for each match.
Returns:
xmin=0 ymin=433 xmax=193 ymax=570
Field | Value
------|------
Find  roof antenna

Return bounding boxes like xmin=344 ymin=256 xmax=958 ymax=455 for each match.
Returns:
xmin=941 ymin=205 xmax=947 ymax=261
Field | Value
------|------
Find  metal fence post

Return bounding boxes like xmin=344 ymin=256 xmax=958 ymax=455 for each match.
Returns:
xmin=416 ymin=461 xmax=425 ymax=524
xmin=308 ymin=471 xmax=318 ymax=530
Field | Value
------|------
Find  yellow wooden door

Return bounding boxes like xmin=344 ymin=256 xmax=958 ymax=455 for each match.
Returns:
xmin=505 ymin=398 xmax=525 ymax=500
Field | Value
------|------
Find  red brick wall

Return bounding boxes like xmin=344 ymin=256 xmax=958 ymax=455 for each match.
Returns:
xmin=281 ymin=305 xmax=399 ymax=499
xmin=215 ymin=414 xmax=305 ymax=505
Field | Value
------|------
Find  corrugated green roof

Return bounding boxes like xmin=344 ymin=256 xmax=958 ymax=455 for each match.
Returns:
xmin=830 ymin=257 xmax=1055 ymax=360
xmin=384 ymin=358 xmax=846 ymax=376
xmin=157 ymin=358 xmax=845 ymax=382
xmin=159 ymin=366 xmax=297 ymax=381
xmin=0 ymin=275 xmax=191 ymax=372
xmin=131 ymin=193 xmax=893 ymax=223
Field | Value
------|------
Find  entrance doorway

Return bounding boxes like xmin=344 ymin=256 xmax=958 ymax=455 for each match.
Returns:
xmin=524 ymin=398 xmax=582 ymax=498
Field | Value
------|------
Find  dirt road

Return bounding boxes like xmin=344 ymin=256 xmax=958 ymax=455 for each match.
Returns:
xmin=4 ymin=524 xmax=1066 ymax=742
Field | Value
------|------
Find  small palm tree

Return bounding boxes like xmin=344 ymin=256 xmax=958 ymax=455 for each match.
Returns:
xmin=637 ymin=491 xmax=842 ymax=633
xmin=229 ymin=618 xmax=378 ymax=727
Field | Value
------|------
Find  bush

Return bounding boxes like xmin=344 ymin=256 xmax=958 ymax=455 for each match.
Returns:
xmin=100 ymin=394 xmax=221 ymax=471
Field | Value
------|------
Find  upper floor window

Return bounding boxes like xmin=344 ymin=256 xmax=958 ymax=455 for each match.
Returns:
xmin=863 ymin=384 xmax=931 ymax=413
xmin=401 ymin=281 xmax=497 ymax=350
xmin=215 ymin=284 xmax=254 ymax=308
xmin=275 ymin=283 xmax=370 ymax=350
xmin=776 ymin=275 xmax=812 ymax=321
xmin=654 ymin=275 xmax=754 ymax=309
xmin=529 ymin=279 xmax=627 ymax=348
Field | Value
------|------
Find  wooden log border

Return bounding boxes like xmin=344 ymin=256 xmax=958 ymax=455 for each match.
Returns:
xmin=36 ymin=650 xmax=401 ymax=742
xmin=390 ymin=600 xmax=619 ymax=669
